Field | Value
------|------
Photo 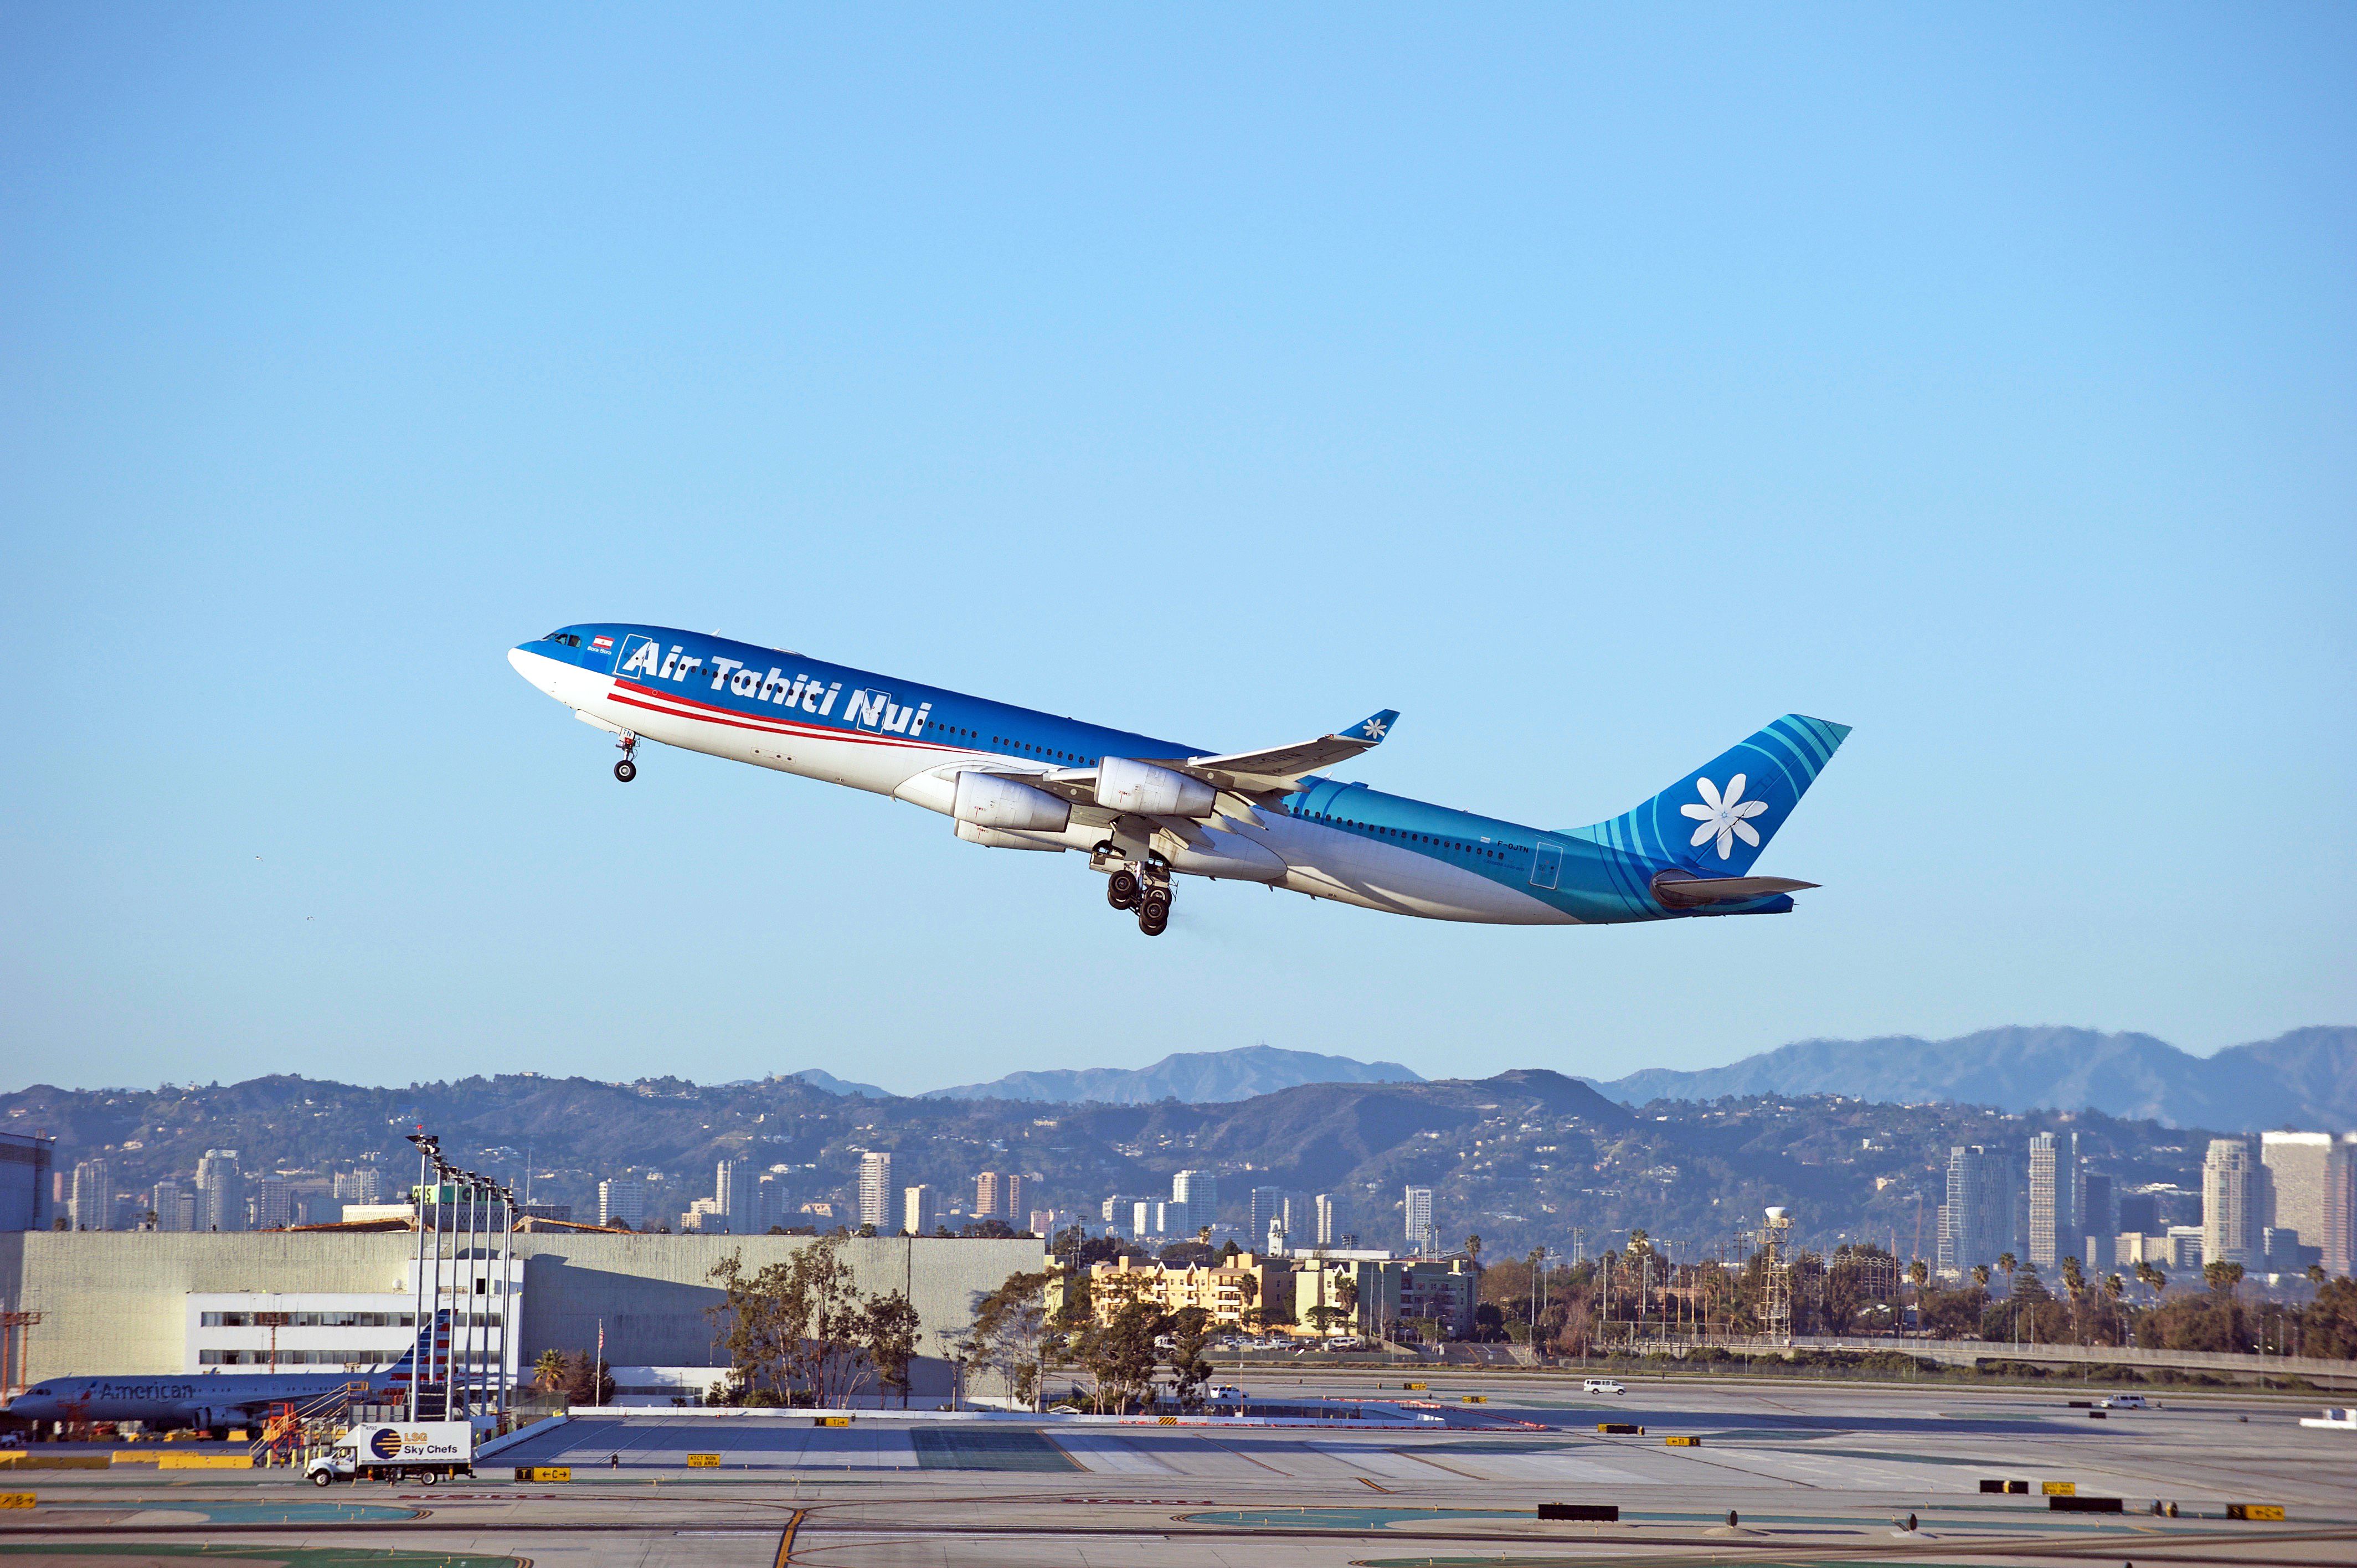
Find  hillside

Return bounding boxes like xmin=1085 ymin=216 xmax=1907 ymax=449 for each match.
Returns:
xmin=1593 ymin=1025 xmax=2357 ymax=1130
xmin=4 ymin=1066 xmax=2227 ymax=1263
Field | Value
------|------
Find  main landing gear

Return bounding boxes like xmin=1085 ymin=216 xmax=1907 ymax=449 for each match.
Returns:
xmin=613 ymin=731 xmax=639 ymax=783
xmin=1095 ymin=843 xmax=1172 ymax=936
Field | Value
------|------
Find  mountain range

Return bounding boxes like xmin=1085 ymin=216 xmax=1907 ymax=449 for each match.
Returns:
xmin=1588 ymin=1025 xmax=2355 ymax=1132
xmin=919 ymin=1045 xmax=1425 ymax=1105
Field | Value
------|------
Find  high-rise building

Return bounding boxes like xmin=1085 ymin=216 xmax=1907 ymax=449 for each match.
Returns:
xmin=1404 ymin=1186 xmax=1434 ymax=1255
xmin=2260 ymin=1132 xmax=2335 ymax=1254
xmin=195 ymin=1149 xmax=244 ymax=1232
xmin=598 ymin=1178 xmax=649 ymax=1230
xmin=715 ymin=1160 xmax=759 ymax=1235
xmin=1172 ymin=1169 xmax=1218 ymax=1223
xmin=2116 ymin=1192 xmax=2161 ymax=1236
xmin=2202 ymin=1138 xmax=2258 ymax=1267
xmin=1937 ymin=1145 xmax=2013 ymax=1279
xmin=1314 ymin=1193 xmax=1336 ymax=1247
xmin=2027 ymin=1132 xmax=2078 ymax=1271
xmin=1151 ymin=1200 xmax=1190 ymax=1237
xmin=332 ymin=1167 xmax=383 ymax=1205
xmin=974 ymin=1172 xmax=1025 ymax=1222
xmin=1248 ymin=1187 xmax=1284 ymax=1248
xmin=69 ymin=1158 xmax=112 ymax=1231
xmin=1 ymin=1131 xmax=56 ymax=1232
xmin=2328 ymin=1136 xmax=2357 ymax=1278
xmin=2078 ymin=1172 xmax=2114 ymax=1269
xmin=857 ymin=1152 xmax=893 ymax=1230
xmin=149 ymin=1178 xmax=187 ymax=1232
xmin=250 ymin=1177 xmax=297 ymax=1230
xmin=903 ymin=1184 xmax=935 ymax=1236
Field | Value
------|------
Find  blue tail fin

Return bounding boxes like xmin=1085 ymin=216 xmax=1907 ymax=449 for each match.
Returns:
xmin=376 ymin=1307 xmax=450 ymax=1389
xmin=1575 ymin=715 xmax=1850 ymax=876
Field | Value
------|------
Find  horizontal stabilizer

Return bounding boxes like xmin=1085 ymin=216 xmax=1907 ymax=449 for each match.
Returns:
xmin=1649 ymin=871 xmax=1819 ymax=909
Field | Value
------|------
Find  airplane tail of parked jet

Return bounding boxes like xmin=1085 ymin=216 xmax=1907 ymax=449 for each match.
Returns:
xmin=374 ymin=1307 xmax=450 ymax=1400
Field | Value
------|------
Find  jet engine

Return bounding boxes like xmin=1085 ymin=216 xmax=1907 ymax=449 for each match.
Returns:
xmin=1094 ymin=757 xmax=1214 ymax=818
xmin=952 ymin=770 xmax=1071 ymax=833
xmin=955 ymin=821 xmax=1066 ymax=852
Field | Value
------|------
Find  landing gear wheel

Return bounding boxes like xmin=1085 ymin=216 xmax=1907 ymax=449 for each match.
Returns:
xmin=1138 ymin=890 xmax=1171 ymax=936
xmin=1107 ymin=868 xmax=1140 ymax=909
xmin=614 ymin=759 xmax=637 ymax=783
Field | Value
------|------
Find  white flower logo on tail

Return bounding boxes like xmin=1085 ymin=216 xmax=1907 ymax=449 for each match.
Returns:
xmin=1680 ymin=774 xmax=1768 ymax=860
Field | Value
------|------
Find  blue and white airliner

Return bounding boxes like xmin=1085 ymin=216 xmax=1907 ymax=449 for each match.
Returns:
xmin=508 ymin=627 xmax=1849 ymax=936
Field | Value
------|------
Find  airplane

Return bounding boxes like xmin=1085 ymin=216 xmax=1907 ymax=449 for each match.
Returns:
xmin=508 ymin=626 xmax=1849 ymax=936
xmin=2 ymin=1310 xmax=454 ymax=1436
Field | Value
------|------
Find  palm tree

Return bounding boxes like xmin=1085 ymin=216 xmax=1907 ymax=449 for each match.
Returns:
xmin=1971 ymin=1263 xmax=1990 ymax=1291
xmin=532 ymin=1348 xmax=567 ymax=1395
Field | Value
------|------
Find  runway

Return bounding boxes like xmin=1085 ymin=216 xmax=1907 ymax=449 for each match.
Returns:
xmin=3 ymin=1370 xmax=2350 ymax=1566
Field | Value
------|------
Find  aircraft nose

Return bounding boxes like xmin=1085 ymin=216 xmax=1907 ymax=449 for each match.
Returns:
xmin=508 ymin=645 xmax=564 ymax=699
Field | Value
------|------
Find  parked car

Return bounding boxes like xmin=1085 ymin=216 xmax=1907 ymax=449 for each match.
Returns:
xmin=1581 ymin=1378 xmax=1626 ymax=1396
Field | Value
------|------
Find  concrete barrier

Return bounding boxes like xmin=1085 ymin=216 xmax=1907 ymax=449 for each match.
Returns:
xmin=159 ymin=1454 xmax=251 ymax=1469
xmin=0 ymin=1455 xmax=107 ymax=1471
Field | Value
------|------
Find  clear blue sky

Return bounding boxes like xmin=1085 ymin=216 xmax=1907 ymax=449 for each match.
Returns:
xmin=3 ymin=7 xmax=2351 ymax=1096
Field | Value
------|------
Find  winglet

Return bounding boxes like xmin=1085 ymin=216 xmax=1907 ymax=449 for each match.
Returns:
xmin=1349 ymin=710 xmax=1399 ymax=746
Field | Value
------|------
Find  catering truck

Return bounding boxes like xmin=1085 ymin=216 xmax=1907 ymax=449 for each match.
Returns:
xmin=306 ymin=1422 xmax=475 ymax=1486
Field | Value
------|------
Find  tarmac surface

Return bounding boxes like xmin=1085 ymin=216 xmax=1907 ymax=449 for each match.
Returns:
xmin=3 ymin=1368 xmax=2352 ymax=1566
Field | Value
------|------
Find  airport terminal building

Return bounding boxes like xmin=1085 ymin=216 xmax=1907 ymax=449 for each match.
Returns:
xmin=1 ymin=1229 xmax=1044 ymax=1402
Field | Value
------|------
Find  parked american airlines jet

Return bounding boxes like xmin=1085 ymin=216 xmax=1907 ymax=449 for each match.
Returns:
xmin=509 ymin=627 xmax=1848 ymax=936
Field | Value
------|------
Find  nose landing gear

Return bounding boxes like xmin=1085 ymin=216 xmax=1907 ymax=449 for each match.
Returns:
xmin=613 ymin=731 xmax=640 ymax=783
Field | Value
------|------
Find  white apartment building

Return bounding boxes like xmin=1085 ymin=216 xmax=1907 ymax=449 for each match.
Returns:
xmin=598 ymin=1178 xmax=649 ymax=1230
xmin=857 ymin=1152 xmax=893 ymax=1230
xmin=903 ymin=1184 xmax=935 ymax=1236
xmin=2201 ymin=1138 xmax=2258 ymax=1267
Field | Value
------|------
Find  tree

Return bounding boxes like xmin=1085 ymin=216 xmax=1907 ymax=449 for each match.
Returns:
xmin=1971 ymin=1264 xmax=1991 ymax=1290
xmin=1305 ymin=1303 xmax=1351 ymax=1337
xmin=562 ymin=1349 xmax=613 ymax=1406
xmin=1166 ymin=1306 xmax=1215 ymax=1410
xmin=1996 ymin=1252 xmax=2017 ymax=1283
xmin=532 ymin=1348 xmax=568 ymax=1394
xmin=971 ymin=1270 xmax=1051 ymax=1411
xmin=707 ymin=1238 xmax=903 ymax=1408
xmin=1077 ymin=1296 xmax=1164 ymax=1413
xmin=2203 ymin=1260 xmax=2245 ymax=1298
xmin=1465 ymin=1234 xmax=1483 ymax=1270
xmin=862 ymin=1290 xmax=922 ymax=1409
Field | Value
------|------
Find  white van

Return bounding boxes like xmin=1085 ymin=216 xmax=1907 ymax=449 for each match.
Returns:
xmin=1582 ymin=1378 xmax=1626 ymax=1396
xmin=2096 ymin=1394 xmax=2149 ymax=1410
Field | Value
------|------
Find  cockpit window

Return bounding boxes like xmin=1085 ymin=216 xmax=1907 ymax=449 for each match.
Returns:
xmin=541 ymin=632 xmax=582 ymax=647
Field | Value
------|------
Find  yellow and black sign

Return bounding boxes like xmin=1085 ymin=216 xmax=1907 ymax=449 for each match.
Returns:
xmin=515 ymin=1467 xmax=572 ymax=1483
xmin=1460 ymin=1395 xmax=1487 ymax=1404
xmin=1403 ymin=1382 xmax=1427 ymax=1390
xmin=0 ymin=1494 xmax=33 ymax=1510
xmin=1664 ymin=1435 xmax=1700 ymax=1447
xmin=2226 ymin=1504 xmax=2285 ymax=1521
xmin=1597 ymin=1422 xmax=1643 ymax=1435
xmin=686 ymin=1453 xmax=722 ymax=1468
xmin=2041 ymin=1482 xmax=2075 ymax=1497
xmin=814 ymin=1416 xmax=851 ymax=1427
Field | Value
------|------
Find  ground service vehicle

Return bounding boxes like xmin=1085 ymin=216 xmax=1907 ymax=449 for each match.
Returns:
xmin=1582 ymin=1379 xmax=1626 ymax=1395
xmin=2097 ymin=1395 xmax=2149 ymax=1410
xmin=306 ymin=1422 xmax=474 ymax=1486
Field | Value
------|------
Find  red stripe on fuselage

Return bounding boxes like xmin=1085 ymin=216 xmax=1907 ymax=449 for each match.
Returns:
xmin=606 ymin=679 xmax=970 ymax=755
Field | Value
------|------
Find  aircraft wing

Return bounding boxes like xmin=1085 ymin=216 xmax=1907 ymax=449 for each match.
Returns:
xmin=1147 ymin=709 xmax=1401 ymax=796
xmin=964 ymin=710 xmax=1399 ymax=821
